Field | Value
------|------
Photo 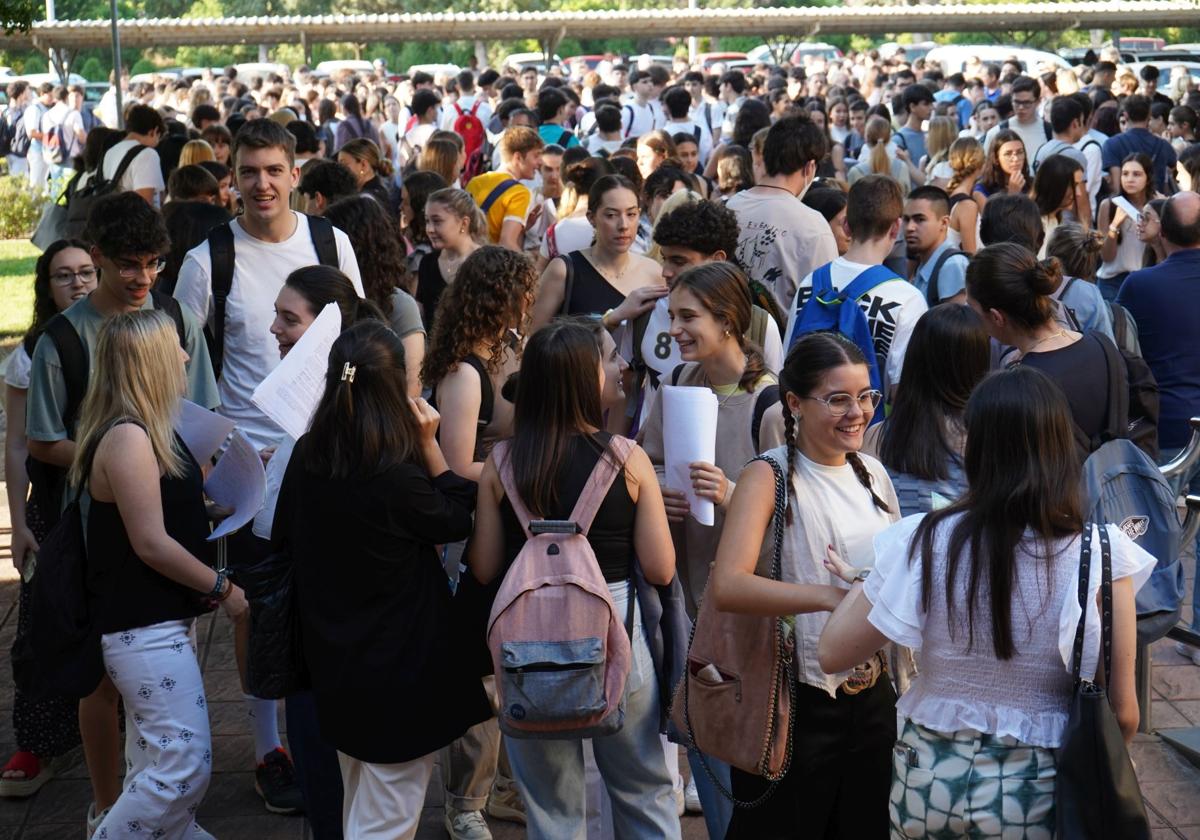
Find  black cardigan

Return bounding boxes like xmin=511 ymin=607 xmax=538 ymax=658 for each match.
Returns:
xmin=276 ymin=439 xmax=490 ymax=763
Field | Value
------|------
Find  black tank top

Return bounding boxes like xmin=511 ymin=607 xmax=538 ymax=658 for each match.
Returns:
xmin=948 ymin=193 xmax=974 ymax=210
xmin=562 ymin=251 xmax=626 ymax=318
xmin=86 ymin=431 xmax=211 ymax=634
xmin=416 ymin=249 xmax=446 ymax=332
xmin=499 ymin=433 xmax=635 ymax=583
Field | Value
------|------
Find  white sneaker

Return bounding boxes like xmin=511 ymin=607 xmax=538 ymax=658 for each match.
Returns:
xmin=445 ymin=806 xmax=492 ymax=840
xmin=1175 ymin=641 xmax=1200 ymax=666
xmin=684 ymin=776 xmax=703 ymax=814
xmin=84 ymin=802 xmax=110 ymax=840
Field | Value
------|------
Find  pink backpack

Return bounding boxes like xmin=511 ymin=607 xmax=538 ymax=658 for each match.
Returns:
xmin=488 ymin=436 xmax=635 ymax=739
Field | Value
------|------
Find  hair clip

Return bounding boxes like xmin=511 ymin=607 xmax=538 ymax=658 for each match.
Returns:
xmin=340 ymin=363 xmax=357 ymax=383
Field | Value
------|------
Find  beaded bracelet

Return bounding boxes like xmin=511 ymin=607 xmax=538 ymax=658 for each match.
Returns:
xmin=208 ymin=568 xmax=227 ymax=600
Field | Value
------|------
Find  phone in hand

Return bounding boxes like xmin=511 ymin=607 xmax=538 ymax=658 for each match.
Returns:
xmin=21 ymin=550 xmax=37 ymax=584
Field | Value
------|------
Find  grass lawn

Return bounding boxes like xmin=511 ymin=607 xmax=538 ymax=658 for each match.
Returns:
xmin=0 ymin=239 xmax=36 ymax=356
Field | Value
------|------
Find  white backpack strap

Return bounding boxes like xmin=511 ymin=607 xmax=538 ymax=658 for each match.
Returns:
xmin=494 ymin=440 xmax=536 ymax=539
xmin=569 ymin=436 xmax=636 ymax=536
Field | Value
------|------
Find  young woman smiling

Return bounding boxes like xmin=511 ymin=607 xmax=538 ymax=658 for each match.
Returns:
xmin=530 ymin=175 xmax=664 ymax=332
xmin=415 ymin=188 xmax=485 ymax=335
xmin=709 ymin=331 xmax=900 ymax=839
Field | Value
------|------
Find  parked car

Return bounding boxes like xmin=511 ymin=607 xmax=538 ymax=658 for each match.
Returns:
xmin=878 ymin=41 xmax=938 ymax=62
xmin=233 ymin=62 xmax=289 ymax=82
xmin=502 ymin=52 xmax=565 ymax=75
xmin=696 ymin=52 xmax=747 ymax=71
xmin=925 ymin=44 xmax=1069 ymax=76
xmin=314 ymin=60 xmax=375 ymax=78
xmin=747 ymin=42 xmax=843 ymax=65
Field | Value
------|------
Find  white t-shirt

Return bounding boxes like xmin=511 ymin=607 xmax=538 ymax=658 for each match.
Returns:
xmin=783 ymin=257 xmax=928 ymax=392
xmin=405 ymin=123 xmax=437 ymax=152
xmin=173 ymin=212 xmax=364 ymax=451
xmin=101 ymin=138 xmax=164 ymax=207
xmin=440 ymin=95 xmax=494 ymax=132
xmin=620 ymin=101 xmax=657 ymax=139
xmin=1075 ymin=134 xmax=1105 ymax=217
xmin=538 ymin=215 xmax=594 ymax=260
xmin=726 ymin=188 xmax=839 ymax=315
xmin=3 ymin=344 xmax=32 ymax=390
xmin=865 ymin=516 xmax=1155 ymax=748
xmin=984 ymin=117 xmax=1049 ymax=160
xmin=585 ymin=135 xmax=624 ymax=157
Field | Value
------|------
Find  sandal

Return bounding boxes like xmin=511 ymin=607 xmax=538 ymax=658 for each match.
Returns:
xmin=0 ymin=750 xmax=56 ymax=798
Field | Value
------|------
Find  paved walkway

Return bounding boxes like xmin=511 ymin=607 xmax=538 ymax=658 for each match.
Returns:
xmin=0 ymin=478 xmax=1196 ymax=838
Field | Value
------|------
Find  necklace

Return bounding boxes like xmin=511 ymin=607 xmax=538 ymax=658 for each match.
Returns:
xmin=1024 ymin=329 xmax=1070 ymax=354
xmin=702 ymin=371 xmax=743 ymax=406
xmin=755 ymin=183 xmax=796 ymax=197
xmin=591 ymin=250 xmax=630 ymax=285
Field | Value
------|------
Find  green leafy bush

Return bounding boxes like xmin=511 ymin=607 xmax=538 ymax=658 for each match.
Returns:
xmin=0 ymin=177 xmax=48 ymax=241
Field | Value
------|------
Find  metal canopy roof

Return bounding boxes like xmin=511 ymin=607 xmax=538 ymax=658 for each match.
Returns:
xmin=10 ymin=2 xmax=1198 ymax=51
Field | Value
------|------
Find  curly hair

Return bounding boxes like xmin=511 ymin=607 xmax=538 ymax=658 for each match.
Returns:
xmin=420 ymin=246 xmax=535 ymax=387
xmin=652 ymin=198 xmax=741 ymax=262
xmin=324 ymin=194 xmax=407 ymax=318
xmin=83 ymin=191 xmax=170 ymax=260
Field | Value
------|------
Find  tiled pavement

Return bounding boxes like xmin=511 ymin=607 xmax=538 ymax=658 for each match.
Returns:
xmin=0 ymin=485 xmax=1196 ymax=839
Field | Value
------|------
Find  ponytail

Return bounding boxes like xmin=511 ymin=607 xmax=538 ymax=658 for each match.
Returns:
xmin=865 ymin=115 xmax=892 ymax=177
xmin=965 ymin=242 xmax=1061 ymax=331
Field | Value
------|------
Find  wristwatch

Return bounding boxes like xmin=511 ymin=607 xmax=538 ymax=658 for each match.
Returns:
xmin=853 ymin=568 xmax=871 ymax=583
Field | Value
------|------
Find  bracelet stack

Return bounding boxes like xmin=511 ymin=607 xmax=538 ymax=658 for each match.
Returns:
xmin=208 ymin=569 xmax=228 ymax=600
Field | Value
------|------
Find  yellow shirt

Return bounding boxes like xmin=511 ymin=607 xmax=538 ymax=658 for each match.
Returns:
xmin=466 ymin=171 xmax=532 ymax=244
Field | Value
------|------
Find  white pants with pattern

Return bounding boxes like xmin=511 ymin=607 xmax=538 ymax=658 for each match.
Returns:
xmin=95 ymin=619 xmax=213 ymax=840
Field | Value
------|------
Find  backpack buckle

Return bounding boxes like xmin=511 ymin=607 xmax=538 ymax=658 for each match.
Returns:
xmin=530 ymin=520 xmax=580 ymax=535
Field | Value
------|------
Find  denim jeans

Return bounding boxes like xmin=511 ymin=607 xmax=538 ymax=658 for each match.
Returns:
xmin=286 ymin=690 xmax=344 ymax=840
xmin=506 ymin=580 xmax=682 ymax=840
xmin=1161 ymin=445 xmax=1200 ymax=633
xmin=686 ymin=747 xmax=733 ymax=839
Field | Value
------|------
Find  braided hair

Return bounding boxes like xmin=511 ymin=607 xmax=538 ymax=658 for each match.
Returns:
xmin=779 ymin=332 xmax=890 ymax=522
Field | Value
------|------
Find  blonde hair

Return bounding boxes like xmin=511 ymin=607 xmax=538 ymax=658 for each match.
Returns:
xmin=1046 ymin=222 xmax=1104 ymax=278
xmin=865 ymin=115 xmax=892 ymax=176
xmin=69 ymin=310 xmax=185 ymax=487
xmin=425 ymin=187 xmax=488 ymax=243
xmin=178 ymin=139 xmax=215 ymax=167
xmin=925 ymin=116 xmax=958 ymax=168
xmin=947 ymin=136 xmax=986 ymax=192
xmin=418 ymin=138 xmax=462 ymax=187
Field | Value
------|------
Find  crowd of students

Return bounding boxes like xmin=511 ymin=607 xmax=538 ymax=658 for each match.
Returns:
xmin=2 ymin=42 xmax=1199 ymax=840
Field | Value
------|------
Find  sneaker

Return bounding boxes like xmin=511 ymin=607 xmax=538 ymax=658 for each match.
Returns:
xmin=0 ymin=750 xmax=59 ymax=798
xmin=444 ymin=806 xmax=492 ymax=840
xmin=254 ymin=748 xmax=304 ymax=815
xmin=684 ymin=776 xmax=702 ymax=814
xmin=1175 ymin=641 xmax=1200 ymax=666
xmin=85 ymin=802 xmax=111 ymax=840
xmin=486 ymin=778 xmax=526 ymax=825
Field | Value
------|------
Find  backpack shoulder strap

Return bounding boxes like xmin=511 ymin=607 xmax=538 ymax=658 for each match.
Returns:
xmin=469 ymin=100 xmax=481 ymax=117
xmin=492 ymin=440 xmax=536 ymax=539
xmin=843 ymin=264 xmax=901 ymax=302
xmin=462 ymin=354 xmax=494 ymax=428
xmin=631 ymin=310 xmax=650 ymax=371
xmin=108 ymin=143 xmax=147 ymax=188
xmin=480 ymin=178 xmax=518 ymax=213
xmin=925 ymin=248 xmax=967 ymax=306
xmin=44 ymin=314 xmax=87 ymax=435
xmin=670 ymin=363 xmax=687 ymax=386
xmin=307 ymin=214 xmax=339 ymax=267
xmin=1043 ymin=120 xmax=1053 ymax=140
xmin=558 ymin=127 xmax=573 ymax=147
xmin=207 ymin=223 xmax=235 ymax=380
xmin=752 ymin=383 xmax=779 ymax=452
xmin=453 ymin=102 xmax=464 ymax=117
xmin=623 ymin=104 xmax=634 ymax=138
xmin=558 ymin=252 xmax=575 ymax=316
xmin=810 ymin=261 xmax=835 ymax=298
xmin=748 ymin=305 xmax=768 ymax=348
xmin=569 ymin=436 xmax=635 ymax=535
xmin=150 ymin=290 xmax=186 ymax=350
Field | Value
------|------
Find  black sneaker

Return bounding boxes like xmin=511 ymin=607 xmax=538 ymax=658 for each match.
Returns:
xmin=254 ymin=748 xmax=304 ymax=815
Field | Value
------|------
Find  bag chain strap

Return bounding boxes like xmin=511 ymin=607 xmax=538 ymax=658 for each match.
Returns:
xmin=681 ymin=454 xmax=796 ymax=808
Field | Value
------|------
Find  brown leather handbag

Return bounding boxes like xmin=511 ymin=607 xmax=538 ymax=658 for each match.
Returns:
xmin=668 ymin=454 xmax=795 ymax=806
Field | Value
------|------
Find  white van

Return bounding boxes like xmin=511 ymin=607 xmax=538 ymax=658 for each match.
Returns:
xmin=925 ymin=45 xmax=1069 ymax=76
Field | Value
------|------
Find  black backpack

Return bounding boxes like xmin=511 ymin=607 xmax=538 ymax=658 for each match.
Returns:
xmin=25 ymin=293 xmax=186 ymax=531
xmin=924 ymin=248 xmax=968 ymax=306
xmin=204 ymin=215 xmax=339 ymax=380
xmin=63 ymin=144 xmax=147 ymax=238
xmin=0 ymin=105 xmax=26 ymax=157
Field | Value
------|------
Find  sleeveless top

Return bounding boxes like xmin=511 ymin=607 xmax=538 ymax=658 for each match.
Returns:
xmin=85 ymin=431 xmax=211 ymax=634
xmin=416 ymin=249 xmax=446 ymax=331
xmin=561 ymin=251 xmax=626 ymax=317
xmin=499 ymin=433 xmax=635 ymax=583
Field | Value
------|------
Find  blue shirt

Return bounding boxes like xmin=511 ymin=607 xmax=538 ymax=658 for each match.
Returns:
xmin=1058 ymin=276 xmax=1114 ymax=340
xmin=933 ymin=89 xmax=972 ymax=130
xmin=1116 ymin=249 xmax=1200 ymax=449
xmin=537 ymin=124 xmax=580 ymax=149
xmin=912 ymin=240 xmax=968 ymax=303
xmin=896 ymin=126 xmax=927 ymax=168
xmin=1101 ymin=128 xmax=1176 ymax=192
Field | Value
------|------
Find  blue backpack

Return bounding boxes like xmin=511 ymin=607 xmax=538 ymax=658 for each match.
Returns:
xmin=788 ymin=262 xmax=901 ymax=423
xmin=1079 ymin=333 xmax=1184 ymax=644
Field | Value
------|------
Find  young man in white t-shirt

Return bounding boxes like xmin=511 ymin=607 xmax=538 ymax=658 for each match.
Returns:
xmin=727 ymin=114 xmax=839 ymax=315
xmin=784 ymin=174 xmax=928 ymax=394
xmin=440 ymin=69 xmax=494 ymax=133
xmin=661 ymin=85 xmax=713 ymax=169
xmin=584 ymin=103 xmax=626 ymax=156
xmin=173 ymin=119 xmax=362 ymax=819
xmin=100 ymin=104 xmax=165 ymax=206
xmin=620 ymin=70 xmax=659 ymax=140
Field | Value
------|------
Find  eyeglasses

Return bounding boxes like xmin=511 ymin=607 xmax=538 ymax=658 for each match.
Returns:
xmin=114 ymin=256 xmax=167 ymax=279
xmin=49 ymin=267 xmax=97 ymax=286
xmin=1012 ymin=98 xmax=1037 ymax=108
xmin=803 ymin=390 xmax=883 ymax=417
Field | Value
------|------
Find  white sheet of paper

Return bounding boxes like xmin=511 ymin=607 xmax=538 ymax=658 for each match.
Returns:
xmin=204 ymin=431 xmax=266 ymax=541
xmin=662 ymin=385 xmax=719 ymax=526
xmin=250 ymin=303 xmax=341 ymax=441
xmin=1112 ymin=195 xmax=1142 ymax=223
xmin=174 ymin=399 xmax=235 ymax=466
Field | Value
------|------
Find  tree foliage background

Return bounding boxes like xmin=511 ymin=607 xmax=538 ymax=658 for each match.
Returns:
xmin=2 ymin=0 xmax=1196 ymax=78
